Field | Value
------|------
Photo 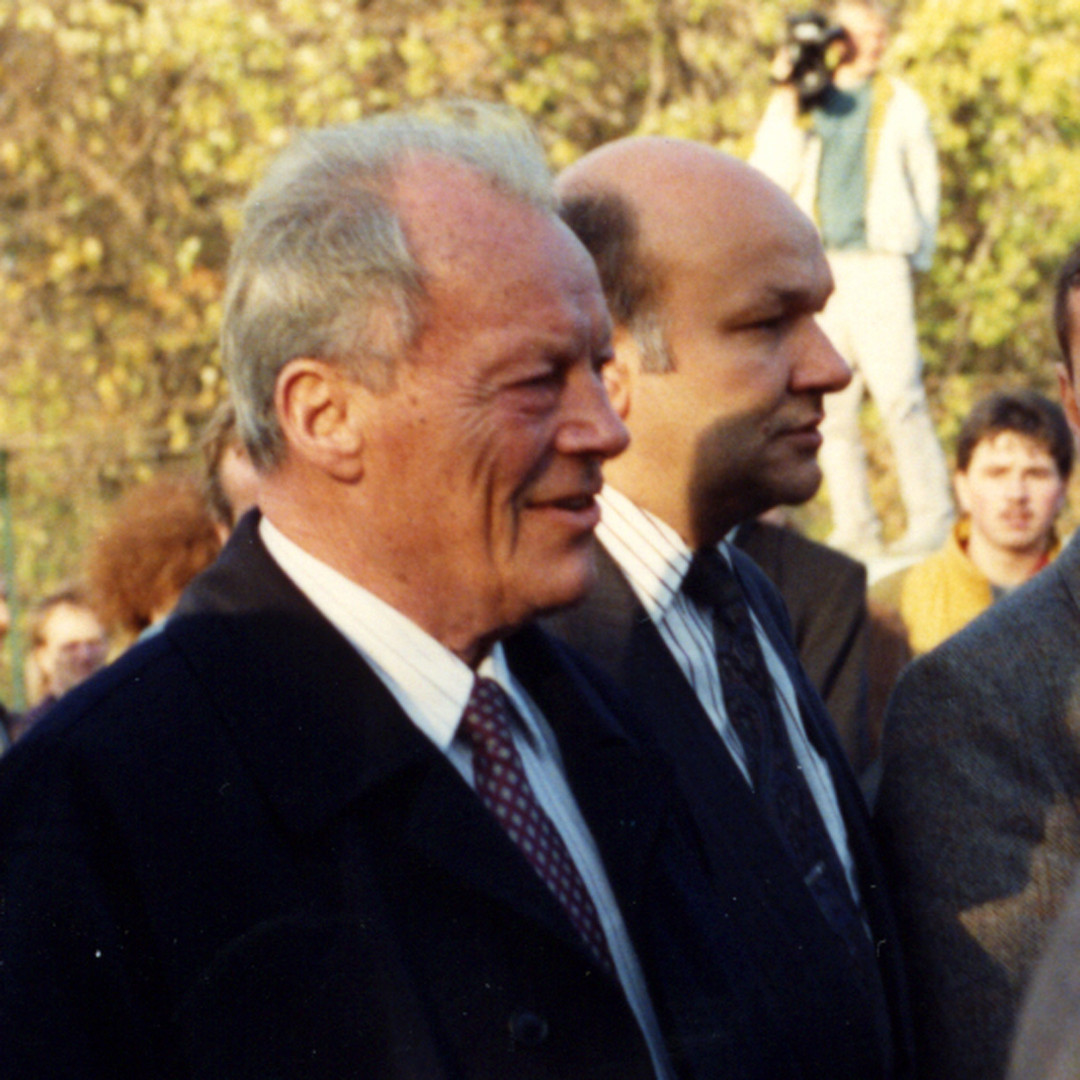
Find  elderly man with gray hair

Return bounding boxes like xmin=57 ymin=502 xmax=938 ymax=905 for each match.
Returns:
xmin=0 ymin=104 xmax=784 ymax=1080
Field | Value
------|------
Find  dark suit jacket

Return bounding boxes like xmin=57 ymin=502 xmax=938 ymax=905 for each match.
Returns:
xmin=0 ymin=515 xmax=828 ymax=1080
xmin=545 ymin=544 xmax=915 ymax=1080
xmin=876 ymin=530 xmax=1080 ymax=1080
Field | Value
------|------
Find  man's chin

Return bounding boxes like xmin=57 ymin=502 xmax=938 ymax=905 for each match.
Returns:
xmin=775 ymin=465 xmax=823 ymax=510
xmin=529 ymin=555 xmax=598 ymax=618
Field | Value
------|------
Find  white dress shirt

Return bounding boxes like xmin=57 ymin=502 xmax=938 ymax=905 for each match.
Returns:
xmin=259 ymin=517 xmax=674 ymax=1080
xmin=596 ymin=486 xmax=860 ymax=902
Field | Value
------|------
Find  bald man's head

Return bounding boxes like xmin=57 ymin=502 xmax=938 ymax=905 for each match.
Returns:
xmin=557 ymin=136 xmax=849 ymax=544
xmin=557 ymin=137 xmax=803 ymax=372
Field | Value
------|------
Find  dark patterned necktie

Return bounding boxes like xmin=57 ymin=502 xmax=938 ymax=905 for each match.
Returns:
xmin=682 ymin=547 xmax=870 ymax=964
xmin=459 ymin=676 xmax=614 ymax=974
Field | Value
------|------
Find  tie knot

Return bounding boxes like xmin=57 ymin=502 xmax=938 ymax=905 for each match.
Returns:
xmin=460 ymin=676 xmax=516 ymax=755
xmin=682 ymin=546 xmax=743 ymax=612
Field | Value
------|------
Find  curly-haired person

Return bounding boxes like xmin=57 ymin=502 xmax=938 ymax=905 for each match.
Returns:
xmin=87 ymin=473 xmax=222 ymax=649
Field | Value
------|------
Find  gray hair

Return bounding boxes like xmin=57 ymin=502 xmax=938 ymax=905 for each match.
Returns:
xmin=222 ymin=102 xmax=556 ymax=470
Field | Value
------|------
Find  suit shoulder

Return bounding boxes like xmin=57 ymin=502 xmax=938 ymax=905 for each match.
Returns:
xmin=739 ymin=521 xmax=865 ymax=581
xmin=2 ymin=632 xmax=191 ymax=757
xmin=0 ymin=630 xmax=223 ymax=833
xmin=947 ymin=556 xmax=1071 ymax=654
xmin=737 ymin=522 xmax=865 ymax=597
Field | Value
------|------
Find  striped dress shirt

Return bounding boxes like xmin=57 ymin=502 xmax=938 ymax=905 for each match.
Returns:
xmin=596 ymin=486 xmax=860 ymax=902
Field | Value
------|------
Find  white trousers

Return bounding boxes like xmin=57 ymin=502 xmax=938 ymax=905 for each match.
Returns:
xmin=817 ymin=251 xmax=953 ymax=544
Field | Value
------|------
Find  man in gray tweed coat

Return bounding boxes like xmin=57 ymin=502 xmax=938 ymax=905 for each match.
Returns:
xmin=875 ymin=241 xmax=1080 ymax=1080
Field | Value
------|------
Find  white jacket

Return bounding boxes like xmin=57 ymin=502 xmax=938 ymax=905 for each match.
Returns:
xmin=750 ymin=75 xmax=939 ymax=271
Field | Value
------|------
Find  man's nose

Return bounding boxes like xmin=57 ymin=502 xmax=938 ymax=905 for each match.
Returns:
xmin=793 ymin=319 xmax=851 ymax=395
xmin=558 ymin=367 xmax=631 ymax=460
xmin=1009 ymin=477 xmax=1032 ymax=501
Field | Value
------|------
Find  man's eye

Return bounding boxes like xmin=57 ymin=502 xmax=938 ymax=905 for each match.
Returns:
xmin=522 ymin=370 xmax=560 ymax=388
xmin=508 ymin=370 xmax=565 ymax=404
xmin=517 ymin=362 xmax=570 ymax=389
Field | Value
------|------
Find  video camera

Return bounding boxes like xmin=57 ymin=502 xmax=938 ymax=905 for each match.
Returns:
xmin=778 ymin=12 xmax=849 ymax=109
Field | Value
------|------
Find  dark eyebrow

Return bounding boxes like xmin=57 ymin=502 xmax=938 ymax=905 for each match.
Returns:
xmin=769 ymin=282 xmax=827 ymax=310
xmin=734 ymin=286 xmax=813 ymax=323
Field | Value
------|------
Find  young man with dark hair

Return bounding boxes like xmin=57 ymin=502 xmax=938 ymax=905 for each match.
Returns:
xmin=876 ymin=388 xmax=1071 ymax=654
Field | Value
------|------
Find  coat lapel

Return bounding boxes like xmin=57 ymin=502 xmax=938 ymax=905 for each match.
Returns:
xmin=505 ymin=625 xmax=676 ymax=914
xmin=166 ymin=516 xmax=626 ymax=970
xmin=545 ymin=544 xmax=708 ymax=730
xmin=550 ymin=542 xmax=895 ymax=941
xmin=399 ymin=748 xmax=599 ymax=962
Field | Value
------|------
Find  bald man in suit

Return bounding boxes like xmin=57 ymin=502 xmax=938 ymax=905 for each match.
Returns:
xmin=545 ymin=136 xmax=913 ymax=1079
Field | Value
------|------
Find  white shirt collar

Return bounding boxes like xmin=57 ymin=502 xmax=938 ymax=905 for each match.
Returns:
xmin=258 ymin=516 xmax=534 ymax=752
xmin=597 ymin=486 xmax=740 ymax=619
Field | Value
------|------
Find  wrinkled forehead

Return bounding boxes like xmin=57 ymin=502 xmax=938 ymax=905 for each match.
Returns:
xmin=401 ymin=166 xmax=606 ymax=327
xmin=392 ymin=155 xmax=549 ymax=271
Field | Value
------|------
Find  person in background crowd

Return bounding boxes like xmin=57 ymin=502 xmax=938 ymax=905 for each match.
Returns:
xmin=200 ymin=399 xmax=260 ymax=540
xmin=86 ymin=472 xmax=222 ymax=648
xmin=546 ymin=134 xmax=913 ymax=1079
xmin=751 ymin=0 xmax=952 ymax=560
xmin=873 ymin=389 xmax=1071 ymax=655
xmin=9 ymin=584 xmax=107 ymax=742
xmin=0 ymin=104 xmax=784 ymax=1080
xmin=875 ymin=241 xmax=1080 ymax=1080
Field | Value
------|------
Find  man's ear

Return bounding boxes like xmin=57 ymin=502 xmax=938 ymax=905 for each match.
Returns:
xmin=274 ymin=358 xmax=365 ymax=482
xmin=953 ymin=469 xmax=970 ymax=517
xmin=1059 ymin=362 xmax=1080 ymax=444
xmin=603 ymin=328 xmax=641 ymax=420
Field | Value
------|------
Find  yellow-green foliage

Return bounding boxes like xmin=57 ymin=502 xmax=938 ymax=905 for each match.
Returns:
xmin=4 ymin=0 xmax=1080 ymax=615
xmin=0 ymin=0 xmax=768 ymax=609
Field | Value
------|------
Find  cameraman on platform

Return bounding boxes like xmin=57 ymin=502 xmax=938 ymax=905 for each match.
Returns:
xmin=751 ymin=0 xmax=952 ymax=562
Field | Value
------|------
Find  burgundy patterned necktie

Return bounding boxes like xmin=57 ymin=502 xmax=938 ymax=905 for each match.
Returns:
xmin=459 ymin=676 xmax=614 ymax=974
